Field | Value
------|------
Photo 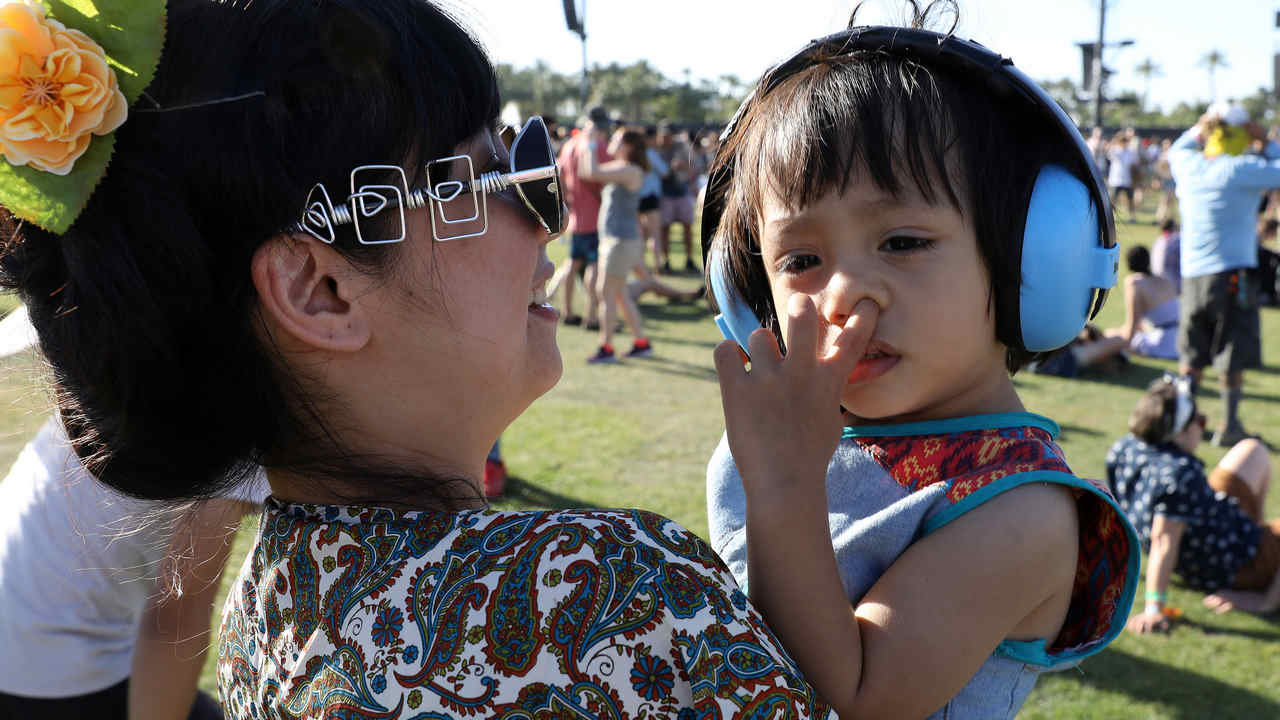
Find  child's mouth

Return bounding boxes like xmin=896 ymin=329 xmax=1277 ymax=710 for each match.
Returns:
xmin=847 ymin=341 xmax=898 ymax=384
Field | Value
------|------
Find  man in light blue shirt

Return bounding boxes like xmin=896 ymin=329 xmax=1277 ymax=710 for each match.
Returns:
xmin=1169 ymin=104 xmax=1280 ymax=445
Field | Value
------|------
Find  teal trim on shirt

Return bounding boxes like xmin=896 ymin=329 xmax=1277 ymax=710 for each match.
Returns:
xmin=841 ymin=412 xmax=1060 ymax=440
xmin=922 ymin=470 xmax=1142 ymax=668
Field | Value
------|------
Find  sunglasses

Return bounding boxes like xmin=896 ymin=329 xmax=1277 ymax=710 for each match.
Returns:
xmin=297 ymin=115 xmax=564 ymax=245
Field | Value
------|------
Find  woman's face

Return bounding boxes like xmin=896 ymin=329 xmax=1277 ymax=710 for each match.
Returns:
xmin=359 ymin=128 xmax=562 ymax=468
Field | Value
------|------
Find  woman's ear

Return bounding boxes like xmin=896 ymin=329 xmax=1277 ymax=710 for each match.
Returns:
xmin=251 ymin=234 xmax=372 ymax=352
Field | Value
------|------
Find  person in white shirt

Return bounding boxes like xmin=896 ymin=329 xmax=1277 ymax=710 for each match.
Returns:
xmin=1108 ymin=132 xmax=1141 ymax=222
xmin=0 ymin=410 xmax=267 ymax=719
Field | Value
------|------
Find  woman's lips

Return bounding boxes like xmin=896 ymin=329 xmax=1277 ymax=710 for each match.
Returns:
xmin=528 ymin=302 xmax=559 ymax=322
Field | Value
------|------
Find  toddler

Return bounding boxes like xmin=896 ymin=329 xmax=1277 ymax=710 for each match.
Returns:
xmin=702 ymin=6 xmax=1140 ymax=718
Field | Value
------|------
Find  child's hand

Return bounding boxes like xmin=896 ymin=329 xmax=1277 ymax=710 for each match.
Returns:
xmin=713 ymin=294 xmax=879 ymax=495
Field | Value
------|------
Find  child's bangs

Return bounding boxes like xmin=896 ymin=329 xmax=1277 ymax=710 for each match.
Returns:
xmin=735 ymin=53 xmax=965 ymax=221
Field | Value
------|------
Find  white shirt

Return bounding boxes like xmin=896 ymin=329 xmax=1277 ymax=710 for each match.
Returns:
xmin=1107 ymin=148 xmax=1139 ymax=188
xmin=0 ymin=418 xmax=268 ymax=697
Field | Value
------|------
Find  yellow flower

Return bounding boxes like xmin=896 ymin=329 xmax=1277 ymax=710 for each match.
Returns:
xmin=0 ymin=2 xmax=127 ymax=175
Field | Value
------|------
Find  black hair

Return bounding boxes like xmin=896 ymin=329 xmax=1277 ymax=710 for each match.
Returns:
xmin=1126 ymin=245 xmax=1151 ymax=275
xmin=1160 ymin=218 xmax=1178 ymax=234
xmin=711 ymin=0 xmax=1094 ymax=372
xmin=0 ymin=0 xmax=500 ymax=504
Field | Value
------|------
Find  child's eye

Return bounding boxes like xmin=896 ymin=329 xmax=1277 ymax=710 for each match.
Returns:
xmin=880 ymin=235 xmax=934 ymax=253
xmin=777 ymin=254 xmax=820 ymax=274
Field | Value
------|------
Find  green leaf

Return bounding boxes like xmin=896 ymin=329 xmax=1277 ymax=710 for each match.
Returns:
xmin=0 ymin=0 xmax=166 ymax=232
xmin=0 ymin=130 xmax=113 ymax=234
xmin=47 ymin=0 xmax=166 ymax=104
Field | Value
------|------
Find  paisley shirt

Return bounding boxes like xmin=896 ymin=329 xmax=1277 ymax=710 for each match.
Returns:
xmin=218 ymin=500 xmax=834 ymax=719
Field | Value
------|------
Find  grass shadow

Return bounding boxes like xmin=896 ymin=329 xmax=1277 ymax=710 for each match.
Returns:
xmin=494 ymin=475 xmax=593 ymax=510
xmin=637 ymin=302 xmax=711 ymax=323
xmin=1175 ymin=615 xmax=1280 ymax=641
xmin=646 ymin=334 xmax=721 ymax=350
xmin=1075 ymin=647 xmax=1280 ymax=719
xmin=631 ymin=356 xmax=718 ymax=382
xmin=1071 ymin=361 xmax=1169 ymax=391
xmin=1056 ymin=422 xmax=1105 ymax=441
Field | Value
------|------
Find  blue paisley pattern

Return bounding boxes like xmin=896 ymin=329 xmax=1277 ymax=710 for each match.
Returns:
xmin=218 ymin=499 xmax=834 ymax=719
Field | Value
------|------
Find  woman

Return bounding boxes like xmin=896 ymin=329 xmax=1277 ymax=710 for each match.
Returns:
xmin=579 ymin=126 xmax=654 ymax=363
xmin=0 ymin=1 xmax=828 ymax=716
xmin=1105 ymin=245 xmax=1179 ymax=360
xmin=1107 ymin=376 xmax=1280 ymax=633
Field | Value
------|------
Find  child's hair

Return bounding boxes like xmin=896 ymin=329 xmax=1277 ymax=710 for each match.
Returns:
xmin=1160 ymin=218 xmax=1178 ymax=234
xmin=0 ymin=0 xmax=499 ymax=503
xmin=713 ymin=0 xmax=1095 ymax=372
xmin=1126 ymin=246 xmax=1151 ymax=274
xmin=1129 ymin=378 xmax=1193 ymax=445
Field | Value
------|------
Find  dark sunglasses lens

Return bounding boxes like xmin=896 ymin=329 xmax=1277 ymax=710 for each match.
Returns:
xmin=511 ymin=117 xmax=563 ymax=234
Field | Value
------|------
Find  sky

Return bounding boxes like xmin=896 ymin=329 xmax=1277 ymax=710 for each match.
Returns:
xmin=458 ymin=0 xmax=1277 ymax=117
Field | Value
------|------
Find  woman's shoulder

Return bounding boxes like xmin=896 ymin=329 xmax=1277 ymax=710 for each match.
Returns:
xmin=226 ymin=503 xmax=833 ymax=718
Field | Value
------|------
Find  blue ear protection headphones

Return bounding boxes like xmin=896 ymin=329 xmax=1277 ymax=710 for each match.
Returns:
xmin=700 ymin=26 xmax=1118 ymax=357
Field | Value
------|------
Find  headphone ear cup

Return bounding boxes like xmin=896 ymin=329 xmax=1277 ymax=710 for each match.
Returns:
xmin=1018 ymin=165 xmax=1119 ymax=352
xmin=708 ymin=244 xmax=765 ymax=356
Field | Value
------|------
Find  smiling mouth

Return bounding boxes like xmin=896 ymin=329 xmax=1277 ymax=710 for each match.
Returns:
xmin=529 ymin=282 xmax=549 ymax=307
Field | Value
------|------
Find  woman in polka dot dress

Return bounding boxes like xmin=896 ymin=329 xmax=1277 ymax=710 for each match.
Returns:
xmin=1106 ymin=375 xmax=1280 ymax=632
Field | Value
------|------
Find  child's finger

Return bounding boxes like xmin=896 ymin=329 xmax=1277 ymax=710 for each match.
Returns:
xmin=782 ymin=293 xmax=820 ymax=369
xmin=824 ymin=299 xmax=879 ymax=373
xmin=713 ymin=339 xmax=748 ymax=384
xmin=746 ymin=327 xmax=783 ymax=370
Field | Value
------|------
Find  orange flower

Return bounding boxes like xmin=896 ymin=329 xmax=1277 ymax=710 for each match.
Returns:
xmin=0 ymin=2 xmax=127 ymax=175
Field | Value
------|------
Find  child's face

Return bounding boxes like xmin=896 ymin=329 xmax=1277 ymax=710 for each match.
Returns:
xmin=758 ymin=173 xmax=1015 ymax=423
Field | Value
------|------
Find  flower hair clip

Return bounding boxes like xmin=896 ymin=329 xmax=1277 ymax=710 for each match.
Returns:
xmin=0 ymin=0 xmax=165 ymax=234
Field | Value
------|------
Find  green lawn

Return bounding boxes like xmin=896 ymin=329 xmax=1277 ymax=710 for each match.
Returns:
xmin=3 ymin=212 xmax=1280 ymax=718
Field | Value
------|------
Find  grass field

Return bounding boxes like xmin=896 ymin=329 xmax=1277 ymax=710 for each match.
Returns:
xmin=3 ymin=212 xmax=1280 ymax=718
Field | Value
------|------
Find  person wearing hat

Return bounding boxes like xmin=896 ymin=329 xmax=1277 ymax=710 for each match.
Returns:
xmin=1106 ymin=376 xmax=1280 ymax=633
xmin=553 ymin=105 xmax=614 ymax=328
xmin=1169 ymin=103 xmax=1280 ymax=445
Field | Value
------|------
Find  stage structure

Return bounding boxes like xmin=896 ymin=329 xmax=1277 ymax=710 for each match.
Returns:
xmin=563 ymin=0 xmax=588 ymax=110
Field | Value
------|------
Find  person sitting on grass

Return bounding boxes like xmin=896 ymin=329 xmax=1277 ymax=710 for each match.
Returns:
xmin=1104 ymin=245 xmax=1179 ymax=360
xmin=1107 ymin=375 xmax=1280 ymax=633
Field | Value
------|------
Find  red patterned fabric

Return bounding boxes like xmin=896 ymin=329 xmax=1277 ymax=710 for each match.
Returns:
xmin=853 ymin=425 xmax=1134 ymax=656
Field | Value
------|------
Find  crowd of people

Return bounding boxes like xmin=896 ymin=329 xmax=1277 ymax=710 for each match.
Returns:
xmin=0 ymin=0 xmax=1276 ymax=718
xmin=550 ymin=108 xmax=711 ymax=363
xmin=1087 ymin=126 xmax=1180 ymax=225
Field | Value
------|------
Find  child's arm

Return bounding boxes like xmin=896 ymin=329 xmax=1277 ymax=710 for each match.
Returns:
xmin=714 ymin=294 xmax=1080 ymax=718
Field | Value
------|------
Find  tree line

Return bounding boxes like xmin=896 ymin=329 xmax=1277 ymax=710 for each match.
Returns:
xmin=499 ymin=59 xmax=1279 ymax=131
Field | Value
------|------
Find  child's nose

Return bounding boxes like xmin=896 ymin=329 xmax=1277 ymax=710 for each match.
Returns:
xmin=820 ymin=270 xmax=888 ymax=328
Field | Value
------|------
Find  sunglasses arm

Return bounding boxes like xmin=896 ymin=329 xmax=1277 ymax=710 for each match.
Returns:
xmin=460 ymin=164 xmax=557 ymax=196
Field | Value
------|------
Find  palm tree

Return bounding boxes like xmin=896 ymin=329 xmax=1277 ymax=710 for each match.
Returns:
xmin=1133 ymin=58 xmax=1162 ymax=111
xmin=1199 ymin=49 xmax=1228 ymax=102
